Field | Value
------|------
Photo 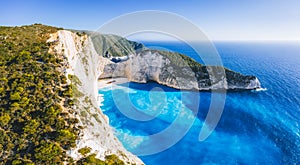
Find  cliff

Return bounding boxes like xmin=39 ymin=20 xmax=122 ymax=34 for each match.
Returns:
xmin=99 ymin=50 xmax=261 ymax=91
xmin=47 ymin=30 xmax=143 ymax=164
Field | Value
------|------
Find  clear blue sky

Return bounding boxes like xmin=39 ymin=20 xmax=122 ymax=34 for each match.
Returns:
xmin=1 ymin=0 xmax=300 ymax=41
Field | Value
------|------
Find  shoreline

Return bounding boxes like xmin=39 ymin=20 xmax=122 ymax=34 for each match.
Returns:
xmin=97 ymin=77 xmax=130 ymax=89
xmin=97 ymin=78 xmax=130 ymax=106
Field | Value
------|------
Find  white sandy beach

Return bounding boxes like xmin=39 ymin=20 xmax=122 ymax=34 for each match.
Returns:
xmin=97 ymin=78 xmax=130 ymax=106
xmin=98 ymin=77 xmax=130 ymax=89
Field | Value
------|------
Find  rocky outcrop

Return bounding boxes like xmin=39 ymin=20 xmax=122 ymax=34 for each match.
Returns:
xmin=99 ymin=50 xmax=261 ymax=91
xmin=47 ymin=30 xmax=143 ymax=164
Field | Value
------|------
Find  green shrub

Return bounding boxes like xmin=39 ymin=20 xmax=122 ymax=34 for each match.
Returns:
xmin=105 ymin=154 xmax=125 ymax=165
xmin=78 ymin=147 xmax=92 ymax=156
xmin=10 ymin=92 xmax=21 ymax=101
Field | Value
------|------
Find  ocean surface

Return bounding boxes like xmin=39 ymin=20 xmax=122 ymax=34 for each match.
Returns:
xmin=99 ymin=41 xmax=300 ymax=164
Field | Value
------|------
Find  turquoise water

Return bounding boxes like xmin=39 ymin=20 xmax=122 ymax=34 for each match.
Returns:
xmin=99 ymin=42 xmax=300 ymax=164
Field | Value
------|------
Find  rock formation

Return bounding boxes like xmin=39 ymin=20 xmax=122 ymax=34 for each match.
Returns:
xmin=99 ymin=50 xmax=261 ymax=91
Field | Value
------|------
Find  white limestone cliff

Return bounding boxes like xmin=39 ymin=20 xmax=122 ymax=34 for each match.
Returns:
xmin=47 ymin=30 xmax=143 ymax=164
xmin=99 ymin=50 xmax=261 ymax=91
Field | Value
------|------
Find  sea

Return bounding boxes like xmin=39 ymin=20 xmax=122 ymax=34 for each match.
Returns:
xmin=99 ymin=41 xmax=300 ymax=164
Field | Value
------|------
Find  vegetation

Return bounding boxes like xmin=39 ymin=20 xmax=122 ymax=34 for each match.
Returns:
xmin=78 ymin=147 xmax=91 ymax=156
xmin=77 ymin=154 xmax=125 ymax=165
xmin=154 ymin=50 xmax=202 ymax=68
xmin=0 ymin=24 xmax=81 ymax=164
xmin=90 ymin=33 xmax=145 ymax=57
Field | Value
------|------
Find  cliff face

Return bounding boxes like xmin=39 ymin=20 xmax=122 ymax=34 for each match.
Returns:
xmin=99 ymin=50 xmax=261 ymax=91
xmin=47 ymin=30 xmax=143 ymax=164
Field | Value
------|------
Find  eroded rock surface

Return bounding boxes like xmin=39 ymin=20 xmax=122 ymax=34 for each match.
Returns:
xmin=100 ymin=50 xmax=261 ymax=91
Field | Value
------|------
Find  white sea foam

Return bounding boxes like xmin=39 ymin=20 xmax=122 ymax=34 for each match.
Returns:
xmin=252 ymin=87 xmax=268 ymax=92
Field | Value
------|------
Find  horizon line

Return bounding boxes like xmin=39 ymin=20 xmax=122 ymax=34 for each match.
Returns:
xmin=1 ymin=24 xmax=300 ymax=43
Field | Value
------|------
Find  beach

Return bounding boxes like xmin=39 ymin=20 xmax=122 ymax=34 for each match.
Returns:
xmin=98 ymin=78 xmax=130 ymax=89
xmin=97 ymin=78 xmax=130 ymax=106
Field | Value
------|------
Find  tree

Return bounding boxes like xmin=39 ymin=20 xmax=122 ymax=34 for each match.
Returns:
xmin=57 ymin=129 xmax=77 ymax=148
xmin=10 ymin=92 xmax=21 ymax=101
xmin=16 ymin=86 xmax=24 ymax=92
xmin=19 ymin=50 xmax=31 ymax=61
xmin=34 ymin=142 xmax=62 ymax=163
xmin=0 ymin=113 xmax=11 ymax=127
xmin=23 ymin=120 xmax=39 ymax=135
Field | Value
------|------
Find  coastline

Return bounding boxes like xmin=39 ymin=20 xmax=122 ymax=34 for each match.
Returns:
xmin=48 ymin=30 xmax=144 ymax=164
xmin=97 ymin=77 xmax=130 ymax=106
xmin=98 ymin=77 xmax=130 ymax=89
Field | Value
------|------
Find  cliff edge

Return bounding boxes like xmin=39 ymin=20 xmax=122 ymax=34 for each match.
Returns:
xmin=47 ymin=30 xmax=143 ymax=164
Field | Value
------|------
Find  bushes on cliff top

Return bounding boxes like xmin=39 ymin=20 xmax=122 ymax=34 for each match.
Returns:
xmin=0 ymin=24 xmax=79 ymax=164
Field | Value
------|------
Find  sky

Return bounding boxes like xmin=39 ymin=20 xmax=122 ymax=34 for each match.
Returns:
xmin=1 ymin=0 xmax=300 ymax=41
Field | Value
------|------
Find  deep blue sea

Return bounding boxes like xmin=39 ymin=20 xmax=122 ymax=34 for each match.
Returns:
xmin=99 ymin=41 xmax=300 ymax=164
